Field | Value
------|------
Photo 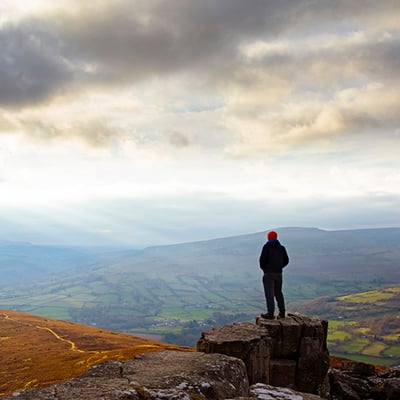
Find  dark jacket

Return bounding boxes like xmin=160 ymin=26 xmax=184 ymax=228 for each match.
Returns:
xmin=259 ymin=239 xmax=289 ymax=273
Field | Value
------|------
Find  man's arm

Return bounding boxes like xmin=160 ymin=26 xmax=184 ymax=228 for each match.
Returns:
xmin=282 ymin=247 xmax=289 ymax=267
xmin=259 ymin=245 xmax=268 ymax=270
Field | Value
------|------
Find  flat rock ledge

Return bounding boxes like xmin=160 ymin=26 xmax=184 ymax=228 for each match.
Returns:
xmin=6 ymin=350 xmax=249 ymax=400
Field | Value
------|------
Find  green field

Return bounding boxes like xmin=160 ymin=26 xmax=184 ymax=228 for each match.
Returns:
xmin=302 ymin=286 xmax=400 ymax=366
xmin=3 ymin=277 xmax=399 ymax=360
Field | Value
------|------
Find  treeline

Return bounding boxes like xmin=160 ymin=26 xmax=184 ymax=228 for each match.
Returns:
xmin=69 ymin=305 xmax=157 ymax=331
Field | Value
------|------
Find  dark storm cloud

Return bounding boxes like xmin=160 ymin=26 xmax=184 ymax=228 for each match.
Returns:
xmin=0 ymin=0 xmax=399 ymax=108
xmin=56 ymin=0 xmax=400 ymax=81
xmin=56 ymin=0 xmax=278 ymax=82
xmin=0 ymin=22 xmax=75 ymax=107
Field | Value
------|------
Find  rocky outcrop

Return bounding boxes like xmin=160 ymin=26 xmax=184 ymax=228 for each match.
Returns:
xmin=197 ymin=313 xmax=330 ymax=396
xmin=5 ymin=350 xmax=249 ymax=400
xmin=7 ymin=313 xmax=398 ymax=399
xmin=3 ymin=349 xmax=322 ymax=400
xmin=328 ymin=362 xmax=400 ymax=400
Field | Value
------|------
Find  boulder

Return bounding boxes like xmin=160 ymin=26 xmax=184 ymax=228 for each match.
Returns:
xmin=377 ymin=366 xmax=400 ymax=400
xmin=341 ymin=360 xmax=376 ymax=377
xmin=328 ymin=364 xmax=400 ymax=400
xmin=328 ymin=368 xmax=372 ymax=400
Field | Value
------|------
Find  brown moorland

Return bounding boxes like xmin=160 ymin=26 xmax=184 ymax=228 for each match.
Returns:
xmin=0 ymin=309 xmax=192 ymax=397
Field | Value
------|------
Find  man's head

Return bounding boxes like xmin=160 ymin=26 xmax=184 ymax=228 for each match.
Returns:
xmin=267 ymin=230 xmax=278 ymax=241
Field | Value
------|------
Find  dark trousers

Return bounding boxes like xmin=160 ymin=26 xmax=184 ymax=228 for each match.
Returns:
xmin=262 ymin=273 xmax=285 ymax=314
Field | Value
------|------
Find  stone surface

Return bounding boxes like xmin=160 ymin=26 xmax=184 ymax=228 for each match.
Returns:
xmin=328 ymin=363 xmax=400 ymax=400
xmin=197 ymin=321 xmax=271 ymax=385
xmin=4 ymin=350 xmax=249 ymax=400
xmin=378 ymin=367 xmax=400 ymax=399
xmin=270 ymin=359 xmax=297 ymax=388
xmin=341 ymin=360 xmax=376 ymax=377
xmin=248 ymin=383 xmax=323 ymax=399
xmin=230 ymin=383 xmax=323 ymax=399
xmin=197 ymin=313 xmax=330 ymax=396
xmin=328 ymin=368 xmax=371 ymax=400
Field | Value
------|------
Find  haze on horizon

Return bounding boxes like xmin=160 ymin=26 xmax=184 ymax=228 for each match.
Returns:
xmin=0 ymin=0 xmax=399 ymax=246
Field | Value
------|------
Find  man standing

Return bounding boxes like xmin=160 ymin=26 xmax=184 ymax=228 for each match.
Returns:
xmin=259 ymin=230 xmax=289 ymax=319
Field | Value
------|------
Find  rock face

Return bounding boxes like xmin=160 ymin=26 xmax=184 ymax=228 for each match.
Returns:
xmin=196 ymin=321 xmax=271 ymax=385
xmin=197 ymin=313 xmax=330 ymax=396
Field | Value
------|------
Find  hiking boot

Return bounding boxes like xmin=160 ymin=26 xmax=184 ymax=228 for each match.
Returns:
xmin=261 ymin=313 xmax=275 ymax=320
xmin=278 ymin=311 xmax=286 ymax=319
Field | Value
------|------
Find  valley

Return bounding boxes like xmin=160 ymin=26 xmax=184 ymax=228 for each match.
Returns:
xmin=0 ymin=227 xmax=399 ymax=360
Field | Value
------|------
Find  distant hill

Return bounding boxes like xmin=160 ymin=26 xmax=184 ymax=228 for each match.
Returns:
xmin=0 ymin=241 xmax=136 ymax=286
xmin=0 ymin=310 xmax=189 ymax=397
xmin=0 ymin=227 xmax=399 ymax=344
xmin=90 ymin=226 xmax=400 ymax=282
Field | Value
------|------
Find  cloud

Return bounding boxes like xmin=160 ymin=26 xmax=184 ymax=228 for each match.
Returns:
xmin=0 ymin=21 xmax=75 ymax=107
xmin=16 ymin=116 xmax=121 ymax=147
xmin=167 ymin=131 xmax=190 ymax=148
xmin=0 ymin=0 xmax=399 ymax=154
xmin=1 ymin=0 xmax=398 ymax=105
xmin=54 ymin=0 xmax=400 ymax=84
xmin=0 ymin=112 xmax=16 ymax=132
xmin=223 ymin=81 xmax=400 ymax=157
xmin=1 ymin=189 xmax=399 ymax=246
xmin=222 ymin=28 xmax=400 ymax=155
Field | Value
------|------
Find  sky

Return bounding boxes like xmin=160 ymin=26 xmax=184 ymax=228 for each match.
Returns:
xmin=0 ymin=0 xmax=399 ymax=246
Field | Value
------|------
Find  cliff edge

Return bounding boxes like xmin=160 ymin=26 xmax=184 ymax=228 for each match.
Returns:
xmin=4 ymin=314 xmax=399 ymax=399
xmin=3 ymin=314 xmax=328 ymax=399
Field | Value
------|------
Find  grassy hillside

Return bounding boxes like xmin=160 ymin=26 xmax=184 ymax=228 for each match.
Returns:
xmin=0 ymin=227 xmax=399 ymax=345
xmin=0 ymin=310 xmax=190 ymax=397
xmin=292 ymin=286 xmax=400 ymax=366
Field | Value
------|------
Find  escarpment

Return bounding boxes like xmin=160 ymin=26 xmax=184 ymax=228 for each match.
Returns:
xmin=4 ymin=314 xmax=399 ymax=399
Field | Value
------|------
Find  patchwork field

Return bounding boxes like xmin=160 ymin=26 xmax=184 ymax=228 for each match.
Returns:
xmin=294 ymin=286 xmax=400 ymax=366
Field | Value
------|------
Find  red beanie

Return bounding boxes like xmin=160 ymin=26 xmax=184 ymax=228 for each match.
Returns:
xmin=267 ymin=230 xmax=278 ymax=240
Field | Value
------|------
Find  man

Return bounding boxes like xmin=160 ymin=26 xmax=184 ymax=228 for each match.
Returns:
xmin=259 ymin=230 xmax=289 ymax=319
